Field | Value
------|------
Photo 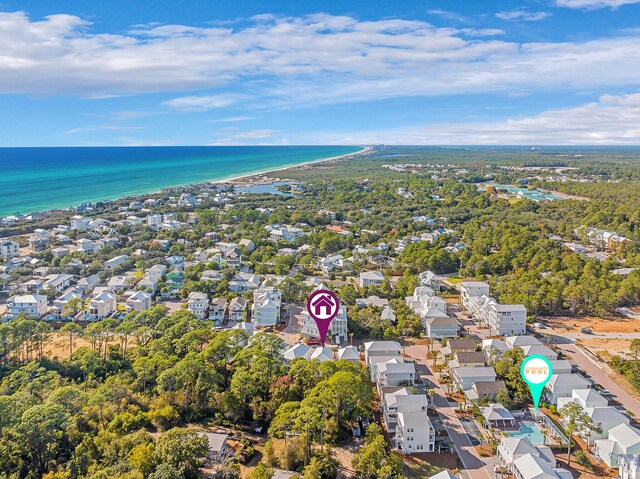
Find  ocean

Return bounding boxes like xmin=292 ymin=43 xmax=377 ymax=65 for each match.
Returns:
xmin=0 ymin=146 xmax=360 ymax=216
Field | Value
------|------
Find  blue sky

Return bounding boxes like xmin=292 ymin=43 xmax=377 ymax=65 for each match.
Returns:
xmin=2 ymin=0 xmax=640 ymax=146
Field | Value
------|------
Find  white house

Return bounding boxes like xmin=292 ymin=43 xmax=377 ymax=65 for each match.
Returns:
xmin=300 ymin=284 xmax=348 ymax=344
xmin=282 ymin=343 xmax=312 ymax=364
xmin=52 ymin=290 xmax=82 ymax=319
xmin=43 ymin=274 xmax=75 ymax=292
xmin=512 ymin=453 xmax=571 ymax=479
xmin=126 ymin=291 xmax=152 ymax=312
xmin=482 ymin=339 xmax=509 ymax=362
xmin=270 ymin=226 xmax=304 ymax=242
xmin=360 ymin=271 xmax=385 ymax=288
xmin=0 ymin=240 xmax=19 ymax=259
xmin=425 ymin=316 xmax=460 ymax=339
xmin=178 ymin=193 xmax=197 ymax=207
xmin=319 ymin=253 xmax=344 ymax=273
xmin=396 ymin=402 xmax=435 ymax=454
xmin=452 ymin=367 xmax=497 ymax=391
xmin=70 ymin=216 xmax=92 ymax=231
xmin=77 ymin=274 xmax=99 ymax=292
xmin=252 ymin=287 xmax=281 ymax=327
xmin=229 ymin=273 xmax=261 ymax=293
xmin=8 ymin=294 xmax=48 ymax=319
xmin=486 ymin=303 xmax=527 ymax=336
xmin=382 ymin=387 xmax=410 ymax=433
xmin=209 ymin=297 xmax=227 ymax=323
xmin=545 ymin=374 xmax=592 ymax=404
xmin=146 ymin=264 xmax=167 ymax=282
xmin=460 ymin=281 xmax=490 ymax=307
xmin=337 ymin=346 xmax=359 ymax=362
xmin=187 ymin=292 xmax=209 ymax=319
xmin=375 ymin=358 xmax=417 ymax=390
xmin=147 ymin=214 xmax=163 ymax=227
xmin=580 ymin=407 xmax=630 ymax=444
xmin=595 ymin=424 xmax=640 ymax=468
xmin=497 ymin=437 xmax=555 ymax=474
xmin=419 ymin=271 xmax=441 ymax=291
xmin=310 ymin=346 xmax=334 ymax=362
xmin=364 ymin=341 xmax=403 ymax=375
xmin=505 ymin=335 xmax=542 ymax=349
xmin=88 ymin=292 xmax=116 ymax=320
xmin=557 ymin=388 xmax=607 ymax=410
xmin=77 ymin=238 xmax=98 ymax=254
xmin=228 ymin=297 xmax=247 ymax=322
xmin=619 ymin=454 xmax=640 ymax=479
xmin=51 ymin=247 xmax=70 ymax=258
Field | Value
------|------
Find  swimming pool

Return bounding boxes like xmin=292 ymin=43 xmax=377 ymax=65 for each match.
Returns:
xmin=506 ymin=421 xmax=546 ymax=444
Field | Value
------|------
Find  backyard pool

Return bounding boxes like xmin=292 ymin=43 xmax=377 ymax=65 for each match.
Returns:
xmin=506 ymin=421 xmax=546 ymax=444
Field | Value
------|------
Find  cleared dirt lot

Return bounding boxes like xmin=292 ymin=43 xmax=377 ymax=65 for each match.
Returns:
xmin=545 ymin=315 xmax=640 ymax=333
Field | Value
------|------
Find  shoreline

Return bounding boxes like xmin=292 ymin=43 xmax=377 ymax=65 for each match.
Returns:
xmin=4 ymin=146 xmax=370 ymax=218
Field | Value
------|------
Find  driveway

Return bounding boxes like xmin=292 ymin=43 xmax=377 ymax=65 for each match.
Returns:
xmin=405 ymin=344 xmax=493 ymax=479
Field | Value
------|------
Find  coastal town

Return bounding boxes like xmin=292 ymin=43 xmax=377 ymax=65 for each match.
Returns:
xmin=1 ymin=148 xmax=640 ymax=479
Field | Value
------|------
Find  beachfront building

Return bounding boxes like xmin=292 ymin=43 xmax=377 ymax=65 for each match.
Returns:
xmin=8 ymin=294 xmax=48 ymax=319
xmin=187 ymin=292 xmax=209 ymax=320
xmin=70 ymin=216 xmax=92 ymax=231
xmin=0 ymin=240 xmax=19 ymax=259
xmin=252 ymin=287 xmax=281 ymax=327
xmin=300 ymin=284 xmax=348 ymax=344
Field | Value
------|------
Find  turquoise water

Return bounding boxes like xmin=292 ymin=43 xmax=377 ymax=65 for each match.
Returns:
xmin=481 ymin=182 xmax=567 ymax=201
xmin=0 ymin=146 xmax=360 ymax=216
xmin=506 ymin=421 xmax=546 ymax=444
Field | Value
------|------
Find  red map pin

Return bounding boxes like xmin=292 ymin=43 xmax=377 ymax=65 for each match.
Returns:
xmin=306 ymin=289 xmax=341 ymax=346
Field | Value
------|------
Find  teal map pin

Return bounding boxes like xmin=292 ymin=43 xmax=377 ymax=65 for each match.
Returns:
xmin=520 ymin=354 xmax=553 ymax=412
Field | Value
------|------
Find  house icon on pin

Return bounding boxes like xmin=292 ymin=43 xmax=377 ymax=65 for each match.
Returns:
xmin=311 ymin=294 xmax=335 ymax=316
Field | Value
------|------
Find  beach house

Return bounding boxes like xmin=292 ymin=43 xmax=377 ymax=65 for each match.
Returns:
xmin=300 ymin=285 xmax=348 ymax=344
xmin=126 ymin=291 xmax=152 ymax=312
xmin=208 ymin=297 xmax=227 ymax=323
xmin=595 ymin=424 xmax=640 ymax=468
xmin=8 ymin=294 xmax=48 ymax=319
xmin=0 ymin=240 xmax=19 ymax=259
xmin=228 ymin=297 xmax=247 ymax=322
xmin=394 ymin=395 xmax=435 ymax=454
xmin=452 ymin=367 xmax=497 ymax=391
xmin=359 ymin=271 xmax=385 ymax=288
xmin=187 ymin=292 xmax=209 ymax=319
xmin=88 ymin=292 xmax=116 ymax=321
xmin=252 ymin=287 xmax=281 ymax=327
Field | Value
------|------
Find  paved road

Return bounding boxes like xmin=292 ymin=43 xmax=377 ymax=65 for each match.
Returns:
xmin=405 ymin=344 xmax=493 ymax=479
xmin=555 ymin=342 xmax=640 ymax=417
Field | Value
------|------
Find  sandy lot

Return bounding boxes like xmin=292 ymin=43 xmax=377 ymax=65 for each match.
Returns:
xmin=578 ymin=338 xmax=633 ymax=360
xmin=545 ymin=315 xmax=640 ymax=334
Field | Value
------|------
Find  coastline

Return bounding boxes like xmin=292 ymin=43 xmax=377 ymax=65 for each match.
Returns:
xmin=4 ymin=146 xmax=370 ymax=218
xmin=209 ymin=145 xmax=370 ymax=187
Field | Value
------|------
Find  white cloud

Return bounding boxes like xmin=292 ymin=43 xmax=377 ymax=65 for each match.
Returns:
xmin=308 ymin=93 xmax=640 ymax=145
xmin=163 ymin=94 xmax=246 ymax=112
xmin=1 ymin=10 xmax=640 ymax=109
xmin=65 ymin=125 xmax=146 ymax=134
xmin=427 ymin=9 xmax=470 ymax=23
xmin=210 ymin=116 xmax=255 ymax=122
xmin=496 ymin=11 xmax=551 ymax=21
xmin=556 ymin=0 xmax=640 ymax=8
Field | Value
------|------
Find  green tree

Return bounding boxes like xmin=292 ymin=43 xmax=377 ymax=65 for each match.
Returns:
xmin=155 ymin=428 xmax=208 ymax=479
xmin=559 ymin=402 xmax=602 ymax=467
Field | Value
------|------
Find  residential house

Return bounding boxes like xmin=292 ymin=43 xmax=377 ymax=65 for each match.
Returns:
xmin=497 ymin=437 xmax=555 ymax=475
xmin=465 ymin=380 xmax=507 ymax=402
xmin=396 ymin=396 xmax=435 ymax=454
xmin=319 ymin=253 xmax=345 ymax=273
xmin=88 ymin=292 xmax=116 ymax=320
xmin=481 ymin=403 xmax=516 ymax=429
xmin=239 ymin=239 xmax=255 ymax=252
xmin=77 ymin=238 xmax=99 ymax=254
xmin=448 ymin=351 xmax=486 ymax=369
xmin=595 ymin=424 xmax=640 ymax=468
xmin=107 ymin=275 xmax=129 ymax=293
xmin=512 ymin=453 xmax=571 ymax=479
xmin=282 ymin=343 xmax=312 ymax=364
xmin=310 ymin=347 xmax=334 ymax=362
xmin=375 ymin=358 xmax=417 ymax=390
xmin=52 ymin=290 xmax=82 ymax=319
xmin=146 ymin=264 xmax=167 ymax=282
xmin=229 ymin=272 xmax=260 ymax=293
xmin=452 ymin=367 xmax=497 ymax=391
xmin=364 ymin=341 xmax=403 ymax=376
xmin=126 ymin=291 xmax=152 ymax=312
xmin=425 ymin=316 xmax=460 ymax=339
xmin=201 ymin=270 xmax=223 ymax=283
xmin=300 ymin=285 xmax=348 ymax=344
xmin=357 ymin=295 xmax=388 ymax=309
xmin=8 ymin=294 xmax=48 ymax=319
xmin=442 ymin=338 xmax=477 ymax=357
xmin=419 ymin=271 xmax=441 ymax=291
xmin=43 ymin=274 xmax=75 ymax=292
xmin=557 ymin=389 xmax=608 ymax=410
xmin=545 ymin=374 xmax=592 ymax=405
xmin=51 ymin=247 xmax=70 ymax=258
xmin=209 ymin=297 xmax=227 ymax=323
xmin=505 ymin=335 xmax=542 ymax=349
xmin=482 ymin=339 xmax=509 ymax=363
xmin=270 ymin=226 xmax=304 ymax=242
xmin=360 ymin=271 xmax=385 ymax=288
xmin=0 ymin=240 xmax=19 ymax=259
xmin=228 ymin=297 xmax=247 ymax=322
xmin=252 ymin=287 xmax=281 ymax=327
xmin=460 ymin=281 xmax=490 ymax=307
xmin=580 ymin=407 xmax=630 ymax=445
xmin=104 ymin=255 xmax=129 ymax=271
xmin=619 ymin=454 xmax=640 ymax=479
xmin=198 ymin=432 xmax=232 ymax=465
xmin=187 ymin=292 xmax=209 ymax=320
xmin=382 ymin=387 xmax=410 ymax=433
xmin=77 ymin=274 xmax=99 ymax=292
xmin=70 ymin=216 xmax=92 ymax=231
xmin=337 ymin=346 xmax=359 ymax=362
